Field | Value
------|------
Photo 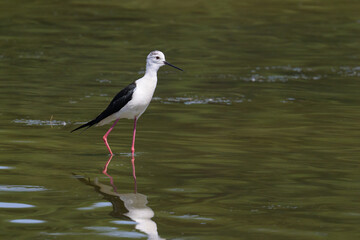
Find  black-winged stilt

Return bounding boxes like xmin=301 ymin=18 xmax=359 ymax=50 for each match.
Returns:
xmin=71 ymin=50 xmax=182 ymax=174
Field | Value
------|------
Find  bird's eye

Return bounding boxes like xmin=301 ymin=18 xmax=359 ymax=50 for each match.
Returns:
xmin=156 ymin=56 xmax=160 ymax=60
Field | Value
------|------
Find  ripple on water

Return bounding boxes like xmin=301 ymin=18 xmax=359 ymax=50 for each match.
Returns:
xmin=77 ymin=202 xmax=112 ymax=210
xmin=0 ymin=185 xmax=47 ymax=192
xmin=96 ymin=79 xmax=112 ymax=83
xmin=336 ymin=66 xmax=360 ymax=77
xmin=10 ymin=219 xmax=46 ymax=224
xmin=13 ymin=119 xmax=68 ymax=126
xmin=254 ymin=228 xmax=328 ymax=237
xmin=153 ymin=96 xmax=247 ymax=105
xmin=240 ymin=66 xmax=324 ymax=82
xmin=84 ymin=226 xmax=146 ymax=238
xmin=111 ymin=220 xmax=136 ymax=225
xmin=281 ymin=97 xmax=296 ymax=103
xmin=236 ymin=65 xmax=360 ymax=83
xmin=171 ymin=214 xmax=214 ymax=221
xmin=214 ymin=65 xmax=328 ymax=83
xmin=0 ymin=166 xmax=14 ymax=170
xmin=0 ymin=202 xmax=35 ymax=208
xmin=42 ymin=232 xmax=88 ymax=236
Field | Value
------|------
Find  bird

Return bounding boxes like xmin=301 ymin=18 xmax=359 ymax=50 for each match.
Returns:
xmin=71 ymin=50 xmax=183 ymax=173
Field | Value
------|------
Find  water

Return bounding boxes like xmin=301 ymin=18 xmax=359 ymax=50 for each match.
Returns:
xmin=1 ymin=0 xmax=360 ymax=239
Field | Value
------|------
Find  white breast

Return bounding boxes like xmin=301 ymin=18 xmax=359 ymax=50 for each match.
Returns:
xmin=97 ymin=75 xmax=158 ymax=126
xmin=115 ymin=76 xmax=157 ymax=120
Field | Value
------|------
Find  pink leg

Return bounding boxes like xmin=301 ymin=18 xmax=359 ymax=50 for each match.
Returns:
xmin=132 ymin=154 xmax=137 ymax=194
xmin=102 ymin=155 xmax=113 ymax=174
xmin=131 ymin=117 xmax=137 ymax=154
xmin=131 ymin=117 xmax=137 ymax=182
xmin=103 ymin=119 xmax=120 ymax=156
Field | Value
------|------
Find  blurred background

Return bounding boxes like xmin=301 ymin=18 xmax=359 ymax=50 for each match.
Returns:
xmin=0 ymin=0 xmax=360 ymax=239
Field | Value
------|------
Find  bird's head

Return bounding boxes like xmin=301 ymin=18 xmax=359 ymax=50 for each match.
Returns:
xmin=146 ymin=50 xmax=183 ymax=71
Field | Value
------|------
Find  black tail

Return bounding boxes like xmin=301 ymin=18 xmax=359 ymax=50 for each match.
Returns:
xmin=71 ymin=119 xmax=97 ymax=133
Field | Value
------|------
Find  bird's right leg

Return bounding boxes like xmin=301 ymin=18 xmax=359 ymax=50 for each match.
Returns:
xmin=103 ymin=119 xmax=120 ymax=156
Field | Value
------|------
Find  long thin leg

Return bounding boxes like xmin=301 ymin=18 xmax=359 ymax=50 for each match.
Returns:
xmin=103 ymin=119 xmax=120 ymax=156
xmin=131 ymin=117 xmax=137 ymax=154
xmin=131 ymin=117 xmax=137 ymax=182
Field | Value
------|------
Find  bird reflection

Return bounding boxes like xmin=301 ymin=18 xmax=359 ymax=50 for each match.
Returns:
xmin=103 ymin=154 xmax=137 ymax=190
xmin=75 ymin=170 xmax=164 ymax=240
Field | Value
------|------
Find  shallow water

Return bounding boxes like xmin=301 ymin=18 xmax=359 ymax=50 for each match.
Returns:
xmin=1 ymin=0 xmax=360 ymax=239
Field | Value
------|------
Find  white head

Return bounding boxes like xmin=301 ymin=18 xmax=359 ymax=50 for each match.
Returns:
xmin=146 ymin=50 xmax=183 ymax=73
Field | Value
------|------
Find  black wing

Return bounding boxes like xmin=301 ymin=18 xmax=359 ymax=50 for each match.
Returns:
xmin=71 ymin=82 xmax=136 ymax=132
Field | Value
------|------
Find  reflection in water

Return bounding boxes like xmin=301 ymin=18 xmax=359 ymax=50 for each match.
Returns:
xmin=0 ymin=202 xmax=35 ymax=208
xmin=103 ymin=154 xmax=137 ymax=191
xmin=10 ymin=219 xmax=46 ymax=224
xmin=76 ymin=171 xmax=164 ymax=240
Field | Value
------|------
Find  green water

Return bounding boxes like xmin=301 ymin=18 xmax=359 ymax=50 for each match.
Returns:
xmin=1 ymin=0 xmax=360 ymax=239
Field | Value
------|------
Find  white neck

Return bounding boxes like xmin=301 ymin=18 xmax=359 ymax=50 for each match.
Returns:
xmin=144 ymin=63 xmax=160 ymax=78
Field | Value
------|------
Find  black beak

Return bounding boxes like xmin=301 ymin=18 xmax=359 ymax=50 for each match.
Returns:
xmin=164 ymin=61 xmax=183 ymax=71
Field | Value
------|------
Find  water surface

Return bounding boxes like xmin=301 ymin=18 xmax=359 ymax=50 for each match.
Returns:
xmin=1 ymin=0 xmax=360 ymax=239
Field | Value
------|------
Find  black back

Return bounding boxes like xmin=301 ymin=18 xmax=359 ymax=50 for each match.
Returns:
xmin=71 ymin=82 xmax=136 ymax=132
xmin=94 ymin=82 xmax=136 ymax=123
